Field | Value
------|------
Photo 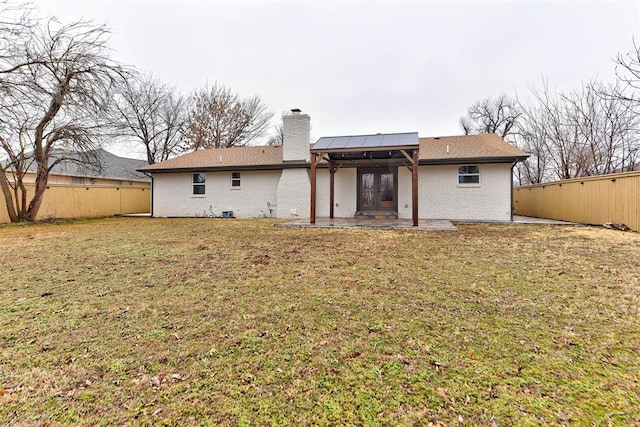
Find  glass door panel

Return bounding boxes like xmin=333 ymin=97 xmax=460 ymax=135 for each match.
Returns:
xmin=361 ymin=172 xmax=375 ymax=209
xmin=379 ymin=172 xmax=394 ymax=209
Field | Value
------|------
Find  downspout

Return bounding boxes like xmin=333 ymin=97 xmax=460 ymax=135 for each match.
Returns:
xmin=142 ymin=172 xmax=154 ymax=217
xmin=510 ymin=162 xmax=516 ymax=221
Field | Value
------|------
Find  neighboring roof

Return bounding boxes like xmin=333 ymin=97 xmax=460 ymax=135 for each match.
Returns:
xmin=419 ymin=134 xmax=528 ymax=164
xmin=7 ymin=148 xmax=150 ymax=181
xmin=312 ymin=132 xmax=419 ymax=152
xmin=138 ymin=145 xmax=299 ymax=173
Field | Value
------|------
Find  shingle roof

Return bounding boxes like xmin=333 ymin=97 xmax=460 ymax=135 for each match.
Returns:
xmin=139 ymin=145 xmax=288 ymax=172
xmin=139 ymin=134 xmax=528 ymax=172
xmin=419 ymin=134 xmax=528 ymax=163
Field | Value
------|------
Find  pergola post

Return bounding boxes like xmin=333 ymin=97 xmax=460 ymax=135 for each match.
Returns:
xmin=412 ymin=148 xmax=419 ymax=226
xmin=329 ymin=160 xmax=335 ymax=219
xmin=310 ymin=152 xmax=317 ymax=224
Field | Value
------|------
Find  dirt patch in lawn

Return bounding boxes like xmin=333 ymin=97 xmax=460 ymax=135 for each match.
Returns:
xmin=1 ymin=218 xmax=639 ymax=425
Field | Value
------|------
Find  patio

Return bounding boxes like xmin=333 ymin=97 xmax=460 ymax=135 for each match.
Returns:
xmin=275 ymin=215 xmax=577 ymax=231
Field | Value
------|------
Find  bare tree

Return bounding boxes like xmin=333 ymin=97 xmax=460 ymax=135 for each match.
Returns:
xmin=564 ymin=81 xmax=639 ymax=175
xmin=0 ymin=13 xmax=127 ymax=222
xmin=614 ymin=39 xmax=640 ymax=104
xmin=459 ymin=94 xmax=522 ymax=141
xmin=181 ymin=82 xmax=273 ymax=150
xmin=514 ymin=102 xmax=551 ymax=185
xmin=266 ymin=113 xmax=286 ymax=146
xmin=514 ymin=80 xmax=640 ymax=185
xmin=114 ymin=74 xmax=187 ymax=164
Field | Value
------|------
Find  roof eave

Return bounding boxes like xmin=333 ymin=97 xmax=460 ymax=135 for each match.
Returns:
xmin=138 ymin=162 xmax=311 ymax=174
xmin=419 ymin=155 xmax=529 ymax=165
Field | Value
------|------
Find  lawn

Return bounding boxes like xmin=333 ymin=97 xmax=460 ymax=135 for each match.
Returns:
xmin=1 ymin=218 xmax=639 ymax=426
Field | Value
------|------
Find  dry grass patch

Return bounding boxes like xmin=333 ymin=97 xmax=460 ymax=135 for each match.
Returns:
xmin=1 ymin=218 xmax=639 ymax=426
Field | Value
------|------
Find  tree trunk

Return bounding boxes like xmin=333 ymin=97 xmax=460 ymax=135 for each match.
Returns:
xmin=24 ymin=74 xmax=68 ymax=221
xmin=146 ymin=146 xmax=155 ymax=165
xmin=25 ymin=160 xmax=48 ymax=221
xmin=0 ymin=166 xmax=18 ymax=222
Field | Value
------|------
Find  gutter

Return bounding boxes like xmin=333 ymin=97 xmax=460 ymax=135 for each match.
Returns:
xmin=137 ymin=162 xmax=312 ymax=174
xmin=418 ymin=156 xmax=529 ymax=166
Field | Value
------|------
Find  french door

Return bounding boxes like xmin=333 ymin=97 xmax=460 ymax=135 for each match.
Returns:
xmin=358 ymin=168 xmax=397 ymax=212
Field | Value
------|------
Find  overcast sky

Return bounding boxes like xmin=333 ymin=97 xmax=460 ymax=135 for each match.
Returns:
xmin=34 ymin=0 xmax=640 ymax=156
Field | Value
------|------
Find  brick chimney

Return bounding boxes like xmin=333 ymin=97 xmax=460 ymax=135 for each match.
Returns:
xmin=282 ymin=109 xmax=310 ymax=162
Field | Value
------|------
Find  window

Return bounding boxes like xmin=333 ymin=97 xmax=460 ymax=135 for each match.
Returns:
xmin=458 ymin=165 xmax=480 ymax=184
xmin=231 ymin=172 xmax=241 ymax=188
xmin=193 ymin=173 xmax=206 ymax=195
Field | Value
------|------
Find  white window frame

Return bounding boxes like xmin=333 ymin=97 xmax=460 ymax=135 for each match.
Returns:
xmin=458 ymin=165 xmax=480 ymax=186
xmin=231 ymin=171 xmax=241 ymax=189
xmin=192 ymin=173 xmax=206 ymax=196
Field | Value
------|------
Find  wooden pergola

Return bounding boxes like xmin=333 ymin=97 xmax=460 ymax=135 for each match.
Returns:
xmin=309 ymin=133 xmax=420 ymax=226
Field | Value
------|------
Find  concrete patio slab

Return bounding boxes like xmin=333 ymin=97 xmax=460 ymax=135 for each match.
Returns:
xmin=276 ymin=217 xmax=458 ymax=231
xmin=275 ymin=215 xmax=579 ymax=231
xmin=454 ymin=215 xmax=579 ymax=225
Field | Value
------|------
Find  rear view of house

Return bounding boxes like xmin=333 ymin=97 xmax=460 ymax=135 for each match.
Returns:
xmin=139 ymin=110 xmax=528 ymax=222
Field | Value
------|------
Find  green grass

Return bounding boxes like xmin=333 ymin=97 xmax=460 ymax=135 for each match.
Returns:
xmin=1 ymin=218 xmax=639 ymax=426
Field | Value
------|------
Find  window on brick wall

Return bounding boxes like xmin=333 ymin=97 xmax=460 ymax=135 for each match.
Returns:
xmin=458 ymin=165 xmax=480 ymax=185
xmin=231 ymin=172 xmax=241 ymax=188
xmin=193 ymin=173 xmax=206 ymax=195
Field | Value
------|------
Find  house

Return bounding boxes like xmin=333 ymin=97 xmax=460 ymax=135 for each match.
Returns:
xmin=139 ymin=110 xmax=528 ymax=223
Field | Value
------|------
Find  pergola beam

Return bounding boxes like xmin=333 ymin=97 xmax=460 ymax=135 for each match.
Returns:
xmin=412 ymin=148 xmax=419 ymax=226
xmin=400 ymin=149 xmax=413 ymax=163
xmin=329 ymin=160 xmax=335 ymax=219
xmin=310 ymin=152 xmax=317 ymax=224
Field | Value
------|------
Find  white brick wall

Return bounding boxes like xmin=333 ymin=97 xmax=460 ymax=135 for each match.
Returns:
xmin=315 ymin=168 xmax=357 ymax=217
xmin=152 ymin=170 xmax=280 ymax=218
xmin=419 ymin=163 xmax=513 ymax=220
xmin=275 ymin=168 xmax=310 ymax=218
xmin=282 ymin=113 xmax=311 ymax=162
xmin=312 ymin=163 xmax=513 ymax=221
xmin=151 ymin=163 xmax=513 ymax=221
xmin=397 ymin=166 xmax=413 ymax=219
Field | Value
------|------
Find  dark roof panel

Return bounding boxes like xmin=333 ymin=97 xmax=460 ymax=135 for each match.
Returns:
xmin=312 ymin=132 xmax=419 ymax=152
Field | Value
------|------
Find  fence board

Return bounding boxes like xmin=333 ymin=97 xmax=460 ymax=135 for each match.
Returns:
xmin=514 ymin=171 xmax=640 ymax=232
xmin=0 ymin=184 xmax=150 ymax=224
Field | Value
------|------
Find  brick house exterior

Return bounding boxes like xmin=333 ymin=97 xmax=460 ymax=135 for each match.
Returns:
xmin=139 ymin=111 xmax=527 ymax=221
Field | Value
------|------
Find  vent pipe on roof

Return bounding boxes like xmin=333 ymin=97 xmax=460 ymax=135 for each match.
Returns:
xmin=446 ymin=145 xmax=450 ymax=154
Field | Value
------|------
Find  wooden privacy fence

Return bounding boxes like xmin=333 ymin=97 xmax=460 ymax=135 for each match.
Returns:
xmin=0 ymin=183 xmax=150 ymax=223
xmin=513 ymin=171 xmax=640 ymax=232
